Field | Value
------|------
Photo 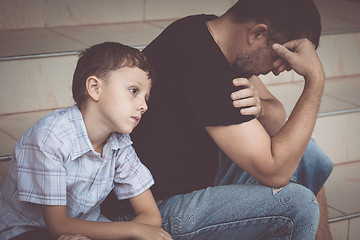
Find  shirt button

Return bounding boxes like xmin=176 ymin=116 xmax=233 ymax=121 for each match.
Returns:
xmin=88 ymin=194 xmax=92 ymax=199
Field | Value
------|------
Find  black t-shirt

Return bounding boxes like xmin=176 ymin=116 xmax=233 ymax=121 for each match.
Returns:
xmin=131 ymin=14 xmax=254 ymax=201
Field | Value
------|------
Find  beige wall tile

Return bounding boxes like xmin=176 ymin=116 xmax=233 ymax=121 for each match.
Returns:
xmin=0 ymin=161 xmax=11 ymax=187
xmin=313 ymin=113 xmax=360 ymax=164
xmin=147 ymin=19 xmax=176 ymax=29
xmin=322 ymin=76 xmax=360 ymax=108
xmin=324 ymin=162 xmax=360 ymax=214
xmin=0 ymin=28 xmax=86 ymax=58
xmin=0 ymin=111 xmax=53 ymax=141
xmin=0 ymin=0 xmax=45 ymax=30
xmin=316 ymin=0 xmax=360 ymax=26
xmin=349 ymin=217 xmax=360 ymax=240
xmin=318 ymin=33 xmax=360 ymax=78
xmin=46 ymin=0 xmax=143 ymax=28
xmin=52 ymin=22 xmax=163 ymax=48
xmin=327 ymin=206 xmax=346 ymax=219
xmin=321 ymin=16 xmax=360 ymax=35
xmin=267 ymin=81 xmax=358 ymax=117
xmin=0 ymin=130 xmax=16 ymax=156
xmin=0 ymin=56 xmax=76 ymax=114
xmin=144 ymin=0 xmax=235 ymax=20
xmin=329 ymin=220 xmax=349 ymax=240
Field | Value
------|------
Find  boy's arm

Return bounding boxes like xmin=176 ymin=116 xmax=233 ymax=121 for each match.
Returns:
xmin=42 ymin=190 xmax=172 ymax=240
xmin=129 ymin=189 xmax=162 ymax=227
xmin=43 ymin=205 xmax=135 ymax=239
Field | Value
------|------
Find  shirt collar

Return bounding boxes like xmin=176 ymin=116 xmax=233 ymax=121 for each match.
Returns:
xmin=108 ymin=132 xmax=133 ymax=149
xmin=68 ymin=105 xmax=133 ymax=160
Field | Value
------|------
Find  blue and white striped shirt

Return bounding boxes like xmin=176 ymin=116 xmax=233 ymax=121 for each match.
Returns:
xmin=0 ymin=105 xmax=154 ymax=239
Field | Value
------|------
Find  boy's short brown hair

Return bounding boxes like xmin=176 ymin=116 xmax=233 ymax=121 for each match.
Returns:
xmin=72 ymin=42 xmax=154 ymax=107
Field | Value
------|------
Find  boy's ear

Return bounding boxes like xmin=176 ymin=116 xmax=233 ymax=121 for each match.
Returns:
xmin=248 ymin=23 xmax=269 ymax=45
xmin=86 ymin=76 xmax=101 ymax=102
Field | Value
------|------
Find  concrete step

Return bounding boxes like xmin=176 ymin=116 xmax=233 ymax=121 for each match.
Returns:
xmin=0 ymin=0 xmax=360 ymax=239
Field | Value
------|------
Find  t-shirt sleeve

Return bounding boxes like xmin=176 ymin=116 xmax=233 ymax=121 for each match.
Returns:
xmin=16 ymin=129 xmax=67 ymax=206
xmin=113 ymin=145 xmax=154 ymax=200
xmin=184 ymin=63 xmax=255 ymax=127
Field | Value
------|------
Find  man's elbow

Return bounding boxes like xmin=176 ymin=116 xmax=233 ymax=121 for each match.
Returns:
xmin=264 ymin=176 xmax=290 ymax=189
xmin=257 ymin=165 xmax=292 ymax=188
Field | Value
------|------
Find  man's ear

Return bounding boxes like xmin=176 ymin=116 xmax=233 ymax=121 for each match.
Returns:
xmin=248 ymin=23 xmax=269 ymax=45
xmin=86 ymin=76 xmax=101 ymax=102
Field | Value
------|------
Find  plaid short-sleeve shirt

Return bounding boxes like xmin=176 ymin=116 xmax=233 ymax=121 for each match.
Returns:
xmin=0 ymin=105 xmax=154 ymax=239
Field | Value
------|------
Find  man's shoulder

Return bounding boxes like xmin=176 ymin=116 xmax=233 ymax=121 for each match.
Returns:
xmin=174 ymin=14 xmax=217 ymax=26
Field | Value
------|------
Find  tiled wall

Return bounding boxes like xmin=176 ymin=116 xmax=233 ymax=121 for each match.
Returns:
xmin=0 ymin=56 xmax=77 ymax=115
xmin=0 ymin=0 xmax=237 ymax=30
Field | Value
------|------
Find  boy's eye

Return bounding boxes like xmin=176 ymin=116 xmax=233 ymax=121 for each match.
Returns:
xmin=130 ymin=88 xmax=138 ymax=95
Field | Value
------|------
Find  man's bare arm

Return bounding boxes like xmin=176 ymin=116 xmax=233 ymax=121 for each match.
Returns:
xmin=231 ymin=76 xmax=287 ymax=136
xmin=206 ymin=39 xmax=324 ymax=187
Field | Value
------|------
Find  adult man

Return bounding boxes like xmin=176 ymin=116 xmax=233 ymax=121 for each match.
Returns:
xmin=103 ymin=0 xmax=333 ymax=239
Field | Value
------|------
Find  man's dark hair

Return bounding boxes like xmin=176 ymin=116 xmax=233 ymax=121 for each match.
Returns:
xmin=72 ymin=42 xmax=154 ymax=107
xmin=226 ymin=0 xmax=321 ymax=48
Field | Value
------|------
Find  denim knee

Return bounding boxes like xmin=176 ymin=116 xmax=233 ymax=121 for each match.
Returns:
xmin=277 ymin=183 xmax=320 ymax=239
xmin=159 ymin=184 xmax=319 ymax=240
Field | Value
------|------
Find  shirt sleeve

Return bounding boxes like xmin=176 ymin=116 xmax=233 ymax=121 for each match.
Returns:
xmin=184 ymin=63 xmax=255 ymax=127
xmin=16 ymin=128 xmax=67 ymax=206
xmin=113 ymin=145 xmax=154 ymax=200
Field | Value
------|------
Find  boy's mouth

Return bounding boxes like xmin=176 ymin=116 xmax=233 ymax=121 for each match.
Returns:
xmin=132 ymin=116 xmax=140 ymax=123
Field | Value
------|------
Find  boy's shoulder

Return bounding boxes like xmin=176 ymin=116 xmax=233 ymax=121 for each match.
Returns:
xmin=24 ymin=107 xmax=73 ymax=137
xmin=17 ymin=106 xmax=84 ymax=153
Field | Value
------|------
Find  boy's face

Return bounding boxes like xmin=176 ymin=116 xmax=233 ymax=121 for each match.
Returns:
xmin=97 ymin=67 xmax=151 ymax=135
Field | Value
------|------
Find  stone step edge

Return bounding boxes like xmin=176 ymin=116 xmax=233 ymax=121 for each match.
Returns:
xmin=0 ymin=45 xmax=146 ymax=62
xmin=329 ymin=212 xmax=360 ymax=223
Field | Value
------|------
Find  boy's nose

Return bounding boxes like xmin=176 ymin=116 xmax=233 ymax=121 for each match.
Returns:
xmin=138 ymin=100 xmax=148 ymax=114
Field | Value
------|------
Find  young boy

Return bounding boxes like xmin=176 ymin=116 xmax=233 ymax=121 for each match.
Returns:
xmin=0 ymin=42 xmax=172 ymax=240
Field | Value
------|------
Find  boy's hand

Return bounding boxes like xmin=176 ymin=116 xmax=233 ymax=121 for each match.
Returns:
xmin=57 ymin=234 xmax=91 ymax=240
xmin=231 ymin=78 xmax=261 ymax=118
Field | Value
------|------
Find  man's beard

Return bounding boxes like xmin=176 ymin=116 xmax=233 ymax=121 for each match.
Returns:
xmin=231 ymin=45 xmax=270 ymax=78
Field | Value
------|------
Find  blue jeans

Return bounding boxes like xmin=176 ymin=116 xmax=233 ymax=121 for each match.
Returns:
xmin=121 ymin=139 xmax=332 ymax=239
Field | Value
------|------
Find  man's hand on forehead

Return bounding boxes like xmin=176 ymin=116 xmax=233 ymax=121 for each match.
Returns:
xmin=271 ymin=38 xmax=324 ymax=81
xmin=271 ymin=50 xmax=292 ymax=76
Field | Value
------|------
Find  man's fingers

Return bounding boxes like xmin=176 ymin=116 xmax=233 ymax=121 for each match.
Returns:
xmin=231 ymin=88 xmax=256 ymax=101
xmin=232 ymin=78 xmax=251 ymax=87
xmin=240 ymin=106 xmax=260 ymax=116
xmin=233 ymin=97 xmax=257 ymax=108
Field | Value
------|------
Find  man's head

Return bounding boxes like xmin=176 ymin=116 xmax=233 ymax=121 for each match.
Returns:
xmin=223 ymin=0 xmax=321 ymax=77
xmin=226 ymin=0 xmax=321 ymax=48
xmin=72 ymin=42 xmax=154 ymax=109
